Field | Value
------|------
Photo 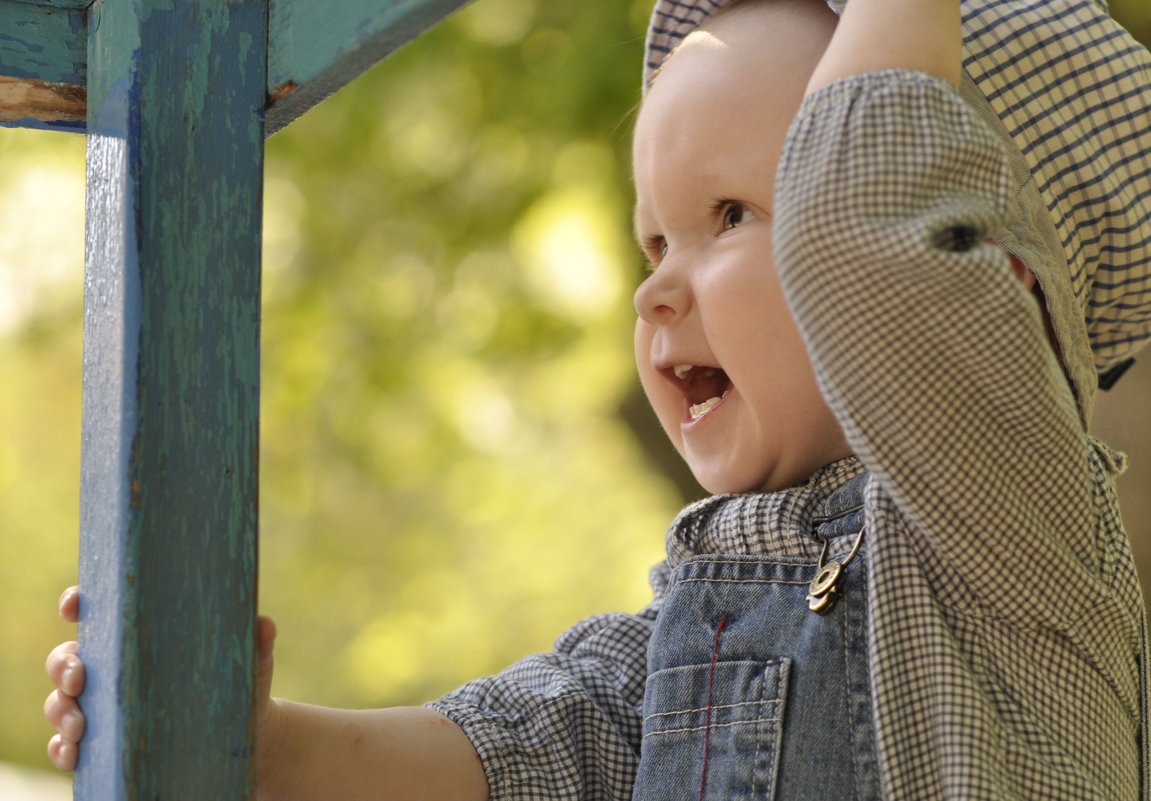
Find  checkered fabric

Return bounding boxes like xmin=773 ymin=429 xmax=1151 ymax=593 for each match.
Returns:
xmin=429 ymin=1 xmax=1151 ymax=799
xmin=776 ymin=70 xmax=1145 ymax=800
xmin=428 ymin=603 xmax=656 ymax=799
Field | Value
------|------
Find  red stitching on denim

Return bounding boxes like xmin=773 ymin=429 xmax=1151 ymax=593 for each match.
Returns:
xmin=699 ymin=613 xmax=728 ymax=801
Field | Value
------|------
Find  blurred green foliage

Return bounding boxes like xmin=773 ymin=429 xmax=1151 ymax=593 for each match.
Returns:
xmin=253 ymin=0 xmax=685 ymax=710
xmin=2 ymin=0 xmax=1150 ymax=775
xmin=0 ymin=130 xmax=87 ymax=770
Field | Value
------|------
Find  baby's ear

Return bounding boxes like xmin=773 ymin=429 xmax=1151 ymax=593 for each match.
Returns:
xmin=1007 ymin=251 xmax=1037 ymax=291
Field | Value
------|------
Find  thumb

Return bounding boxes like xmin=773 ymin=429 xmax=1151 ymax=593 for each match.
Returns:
xmin=255 ymin=616 xmax=276 ymax=724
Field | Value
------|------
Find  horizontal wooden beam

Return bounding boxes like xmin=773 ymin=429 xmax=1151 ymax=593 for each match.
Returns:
xmin=264 ymin=0 xmax=470 ymax=134
xmin=0 ymin=1 xmax=86 ymax=83
xmin=0 ymin=0 xmax=87 ymax=130
xmin=5 ymin=0 xmax=89 ymax=8
xmin=0 ymin=0 xmax=472 ymax=135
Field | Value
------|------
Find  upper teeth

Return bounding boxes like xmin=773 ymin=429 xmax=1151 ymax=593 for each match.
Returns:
xmin=673 ymin=364 xmax=694 ymax=379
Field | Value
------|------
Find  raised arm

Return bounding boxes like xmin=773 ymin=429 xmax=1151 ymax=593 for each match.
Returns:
xmin=806 ymin=0 xmax=961 ymax=92
xmin=774 ymin=66 xmax=1101 ymax=625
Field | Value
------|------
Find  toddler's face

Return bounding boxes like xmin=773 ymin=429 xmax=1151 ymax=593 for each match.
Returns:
xmin=632 ymin=0 xmax=849 ymax=494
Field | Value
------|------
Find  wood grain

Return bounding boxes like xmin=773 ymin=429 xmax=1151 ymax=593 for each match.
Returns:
xmin=77 ymin=0 xmax=266 ymax=798
xmin=0 ymin=75 xmax=84 ymax=122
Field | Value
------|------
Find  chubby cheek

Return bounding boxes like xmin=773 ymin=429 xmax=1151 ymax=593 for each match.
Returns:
xmin=634 ymin=320 xmax=686 ymax=452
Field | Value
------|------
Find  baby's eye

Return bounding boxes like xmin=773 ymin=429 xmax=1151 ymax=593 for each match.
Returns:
xmin=642 ymin=235 xmax=668 ymax=268
xmin=721 ymin=203 xmax=756 ymax=231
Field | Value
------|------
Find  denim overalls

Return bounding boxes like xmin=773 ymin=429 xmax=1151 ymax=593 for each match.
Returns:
xmin=631 ymin=474 xmax=880 ymax=801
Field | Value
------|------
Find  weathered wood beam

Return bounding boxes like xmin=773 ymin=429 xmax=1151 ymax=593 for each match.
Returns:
xmin=76 ymin=0 xmax=265 ymax=798
xmin=0 ymin=74 xmax=84 ymax=124
xmin=264 ymin=0 xmax=471 ymax=134
xmin=7 ymin=0 xmax=89 ymax=8
xmin=1 ymin=0 xmax=474 ymax=135
xmin=0 ymin=1 xmax=85 ymax=82
xmin=0 ymin=0 xmax=86 ymax=130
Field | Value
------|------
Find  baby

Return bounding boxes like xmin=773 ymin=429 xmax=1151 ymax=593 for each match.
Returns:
xmin=46 ymin=0 xmax=1151 ymax=797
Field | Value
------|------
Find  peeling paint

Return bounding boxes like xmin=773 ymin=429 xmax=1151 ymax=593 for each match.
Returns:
xmin=0 ymin=75 xmax=86 ymax=122
xmin=263 ymin=0 xmax=471 ymax=135
xmin=268 ymin=78 xmax=298 ymax=102
xmin=0 ymin=2 xmax=87 ymax=86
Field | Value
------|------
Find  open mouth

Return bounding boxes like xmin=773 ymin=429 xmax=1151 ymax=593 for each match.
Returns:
xmin=670 ymin=364 xmax=732 ymax=420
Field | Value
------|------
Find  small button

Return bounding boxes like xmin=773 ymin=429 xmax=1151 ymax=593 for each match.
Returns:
xmin=807 ymin=589 xmax=839 ymax=614
xmin=808 ymin=560 xmax=842 ymax=597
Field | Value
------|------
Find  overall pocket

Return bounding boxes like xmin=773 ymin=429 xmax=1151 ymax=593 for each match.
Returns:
xmin=632 ymin=659 xmax=790 ymax=801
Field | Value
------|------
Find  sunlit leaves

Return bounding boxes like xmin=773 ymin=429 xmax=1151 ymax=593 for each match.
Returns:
xmin=250 ymin=0 xmax=678 ymax=711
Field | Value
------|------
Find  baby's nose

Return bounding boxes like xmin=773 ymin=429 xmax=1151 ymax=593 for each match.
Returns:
xmin=634 ymin=262 xmax=691 ymax=324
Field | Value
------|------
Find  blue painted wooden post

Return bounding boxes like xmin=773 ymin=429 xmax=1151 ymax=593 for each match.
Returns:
xmin=76 ymin=1 xmax=266 ymax=798
xmin=2 ymin=0 xmax=472 ymax=796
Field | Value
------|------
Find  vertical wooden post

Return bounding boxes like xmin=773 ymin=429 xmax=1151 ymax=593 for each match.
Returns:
xmin=77 ymin=1 xmax=266 ymax=798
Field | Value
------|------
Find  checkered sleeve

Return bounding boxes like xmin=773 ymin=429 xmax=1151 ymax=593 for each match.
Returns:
xmin=773 ymin=71 xmax=1103 ymax=625
xmin=426 ymin=564 xmax=668 ymax=800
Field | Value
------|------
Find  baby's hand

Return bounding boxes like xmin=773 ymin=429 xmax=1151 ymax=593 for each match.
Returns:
xmin=44 ymin=588 xmax=278 ymax=776
xmin=44 ymin=586 xmax=84 ymax=771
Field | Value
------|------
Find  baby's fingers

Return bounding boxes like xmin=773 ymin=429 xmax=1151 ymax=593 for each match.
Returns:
xmin=47 ymin=733 xmax=79 ymax=772
xmin=44 ymin=689 xmax=85 ymax=740
xmin=46 ymin=641 xmax=85 ymax=697
xmin=58 ymin=586 xmax=80 ymax=624
xmin=44 ymin=649 xmax=86 ymax=773
xmin=46 ymin=590 xmax=85 ymax=774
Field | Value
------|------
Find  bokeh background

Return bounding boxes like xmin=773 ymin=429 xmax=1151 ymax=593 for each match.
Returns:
xmin=1 ymin=0 xmax=1148 ymax=785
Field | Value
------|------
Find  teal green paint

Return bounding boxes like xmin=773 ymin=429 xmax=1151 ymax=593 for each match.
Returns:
xmin=8 ymin=0 xmax=89 ymax=8
xmin=264 ymin=0 xmax=472 ymax=133
xmin=239 ymin=29 xmax=253 ymax=83
xmin=0 ymin=0 xmax=86 ymax=83
xmin=2 ymin=0 xmax=475 ymax=137
xmin=78 ymin=0 xmax=266 ymax=798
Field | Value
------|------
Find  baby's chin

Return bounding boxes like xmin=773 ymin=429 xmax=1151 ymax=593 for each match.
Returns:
xmin=690 ymin=464 xmax=788 ymax=496
xmin=690 ymin=454 xmax=847 ymax=496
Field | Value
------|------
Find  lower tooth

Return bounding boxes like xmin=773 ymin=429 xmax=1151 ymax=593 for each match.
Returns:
xmin=689 ymin=396 xmax=722 ymax=419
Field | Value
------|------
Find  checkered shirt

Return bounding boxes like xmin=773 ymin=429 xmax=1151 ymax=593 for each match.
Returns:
xmin=776 ymin=71 xmax=1146 ymax=800
xmin=429 ymin=1 xmax=1151 ymax=798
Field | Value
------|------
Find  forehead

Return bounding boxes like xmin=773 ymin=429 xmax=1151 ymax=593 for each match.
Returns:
xmin=632 ymin=3 xmax=835 ymax=225
xmin=647 ymin=0 xmax=836 ymax=96
xmin=633 ymin=1 xmax=836 ymax=160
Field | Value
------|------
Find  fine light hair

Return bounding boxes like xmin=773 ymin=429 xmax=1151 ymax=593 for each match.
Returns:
xmin=645 ymin=0 xmax=834 ymax=90
xmin=703 ymin=0 xmax=831 ymax=32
